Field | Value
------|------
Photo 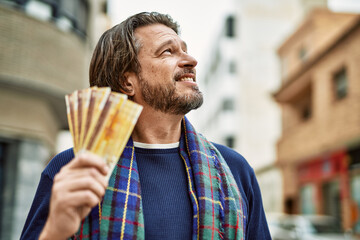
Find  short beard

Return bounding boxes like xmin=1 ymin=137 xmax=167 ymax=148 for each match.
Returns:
xmin=139 ymin=75 xmax=203 ymax=115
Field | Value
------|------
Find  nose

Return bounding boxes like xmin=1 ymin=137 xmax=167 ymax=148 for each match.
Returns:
xmin=179 ymin=52 xmax=198 ymax=68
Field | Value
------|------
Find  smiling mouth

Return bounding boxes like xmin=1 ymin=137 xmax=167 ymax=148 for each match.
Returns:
xmin=177 ymin=77 xmax=195 ymax=82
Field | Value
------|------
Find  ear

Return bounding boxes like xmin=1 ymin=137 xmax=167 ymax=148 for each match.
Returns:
xmin=120 ymin=72 xmax=138 ymax=97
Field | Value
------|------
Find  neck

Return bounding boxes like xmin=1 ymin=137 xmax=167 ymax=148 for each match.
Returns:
xmin=132 ymin=107 xmax=184 ymax=144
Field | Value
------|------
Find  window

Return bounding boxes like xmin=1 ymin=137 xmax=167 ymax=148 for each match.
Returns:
xmin=334 ymin=68 xmax=348 ymax=100
xmin=300 ymin=184 xmax=316 ymax=214
xmin=349 ymin=147 xmax=360 ymax=170
xmin=0 ymin=139 xmax=19 ymax=240
xmin=222 ymin=98 xmax=235 ymax=111
xmin=55 ymin=0 xmax=89 ymax=37
xmin=302 ymin=102 xmax=311 ymax=120
xmin=101 ymin=1 xmax=107 ymax=14
xmin=225 ymin=136 xmax=235 ymax=148
xmin=297 ymin=87 xmax=312 ymax=121
xmin=289 ymin=83 xmax=312 ymax=122
xmin=0 ymin=143 xmax=5 ymax=235
xmin=6 ymin=0 xmax=89 ymax=38
xmin=24 ymin=0 xmax=52 ymax=21
xmin=210 ymin=49 xmax=220 ymax=74
xmin=351 ymin=173 xmax=360 ymax=234
xmin=229 ymin=60 xmax=236 ymax=74
xmin=225 ymin=15 xmax=235 ymax=38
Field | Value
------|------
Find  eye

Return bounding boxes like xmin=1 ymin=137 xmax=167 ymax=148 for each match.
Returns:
xmin=162 ymin=48 xmax=172 ymax=55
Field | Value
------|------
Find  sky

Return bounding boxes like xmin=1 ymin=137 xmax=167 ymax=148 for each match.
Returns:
xmin=108 ymin=0 xmax=360 ymax=77
xmin=328 ymin=0 xmax=360 ymax=12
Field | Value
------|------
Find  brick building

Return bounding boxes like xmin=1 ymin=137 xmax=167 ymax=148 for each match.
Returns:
xmin=0 ymin=0 xmax=109 ymax=239
xmin=274 ymin=9 xmax=360 ymax=233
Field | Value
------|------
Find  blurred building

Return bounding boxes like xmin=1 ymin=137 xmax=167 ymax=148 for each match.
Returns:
xmin=274 ymin=9 xmax=360 ymax=232
xmin=192 ymin=0 xmax=328 ymax=214
xmin=0 ymin=0 xmax=109 ymax=239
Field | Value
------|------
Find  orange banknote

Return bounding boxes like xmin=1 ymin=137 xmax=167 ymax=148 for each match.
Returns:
xmin=65 ymin=87 xmax=143 ymax=179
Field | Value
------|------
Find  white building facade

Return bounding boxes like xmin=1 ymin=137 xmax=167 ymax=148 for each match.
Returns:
xmin=191 ymin=0 xmax=328 ymax=213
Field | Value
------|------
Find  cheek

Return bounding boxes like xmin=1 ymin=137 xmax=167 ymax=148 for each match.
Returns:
xmin=148 ymin=64 xmax=174 ymax=79
xmin=140 ymin=58 xmax=177 ymax=81
xmin=141 ymin=64 xmax=159 ymax=79
xmin=150 ymin=65 xmax=159 ymax=75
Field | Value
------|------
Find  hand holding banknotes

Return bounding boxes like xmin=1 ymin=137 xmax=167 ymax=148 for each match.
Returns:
xmin=39 ymin=153 xmax=109 ymax=240
xmin=39 ymin=87 xmax=142 ymax=239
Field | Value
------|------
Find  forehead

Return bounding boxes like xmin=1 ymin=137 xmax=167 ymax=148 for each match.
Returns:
xmin=134 ymin=24 xmax=185 ymax=50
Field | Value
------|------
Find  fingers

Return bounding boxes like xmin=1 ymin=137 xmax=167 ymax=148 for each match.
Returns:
xmin=69 ymin=190 xmax=101 ymax=208
xmin=55 ymin=167 xmax=108 ymax=190
xmin=52 ymin=189 xmax=102 ymax=210
xmin=42 ymin=189 xmax=101 ymax=239
xmin=52 ymin=153 xmax=110 ymax=205
xmin=64 ymin=152 xmax=109 ymax=176
xmin=42 ymin=153 xmax=111 ymax=239
xmin=53 ymin=169 xmax=107 ymax=198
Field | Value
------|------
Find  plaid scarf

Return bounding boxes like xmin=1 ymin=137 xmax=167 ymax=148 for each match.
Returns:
xmin=72 ymin=117 xmax=244 ymax=239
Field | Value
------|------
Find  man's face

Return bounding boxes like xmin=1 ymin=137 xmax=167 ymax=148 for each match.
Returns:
xmin=133 ymin=24 xmax=203 ymax=115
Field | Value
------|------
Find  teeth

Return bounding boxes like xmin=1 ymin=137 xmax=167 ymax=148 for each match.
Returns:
xmin=179 ymin=77 xmax=194 ymax=82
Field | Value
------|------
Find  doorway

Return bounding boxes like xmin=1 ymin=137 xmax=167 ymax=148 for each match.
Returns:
xmin=322 ymin=180 xmax=341 ymax=224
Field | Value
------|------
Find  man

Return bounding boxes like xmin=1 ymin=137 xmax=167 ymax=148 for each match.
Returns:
xmin=21 ymin=12 xmax=271 ymax=239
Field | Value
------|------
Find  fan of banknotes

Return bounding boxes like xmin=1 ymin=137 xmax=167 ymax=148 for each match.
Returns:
xmin=65 ymin=87 xmax=143 ymax=179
